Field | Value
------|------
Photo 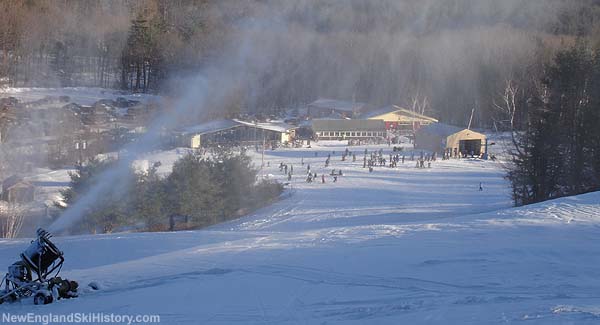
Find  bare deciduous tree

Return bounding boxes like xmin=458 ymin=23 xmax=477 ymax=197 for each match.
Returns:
xmin=406 ymin=90 xmax=430 ymax=116
xmin=493 ymin=79 xmax=519 ymax=130
xmin=493 ymin=79 xmax=526 ymax=157
xmin=0 ymin=203 xmax=25 ymax=238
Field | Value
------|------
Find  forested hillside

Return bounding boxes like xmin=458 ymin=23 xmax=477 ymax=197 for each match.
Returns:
xmin=2 ymin=0 xmax=600 ymax=126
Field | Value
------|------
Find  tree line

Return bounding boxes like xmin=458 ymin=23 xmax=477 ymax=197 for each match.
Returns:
xmin=508 ymin=42 xmax=600 ymax=205
xmin=3 ymin=1 xmax=600 ymax=128
xmin=58 ymin=150 xmax=282 ymax=233
xmin=0 ymin=0 xmax=228 ymax=92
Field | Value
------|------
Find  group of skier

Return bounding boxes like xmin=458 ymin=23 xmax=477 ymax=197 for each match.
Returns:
xmin=282 ymin=147 xmax=440 ymax=177
xmin=302 ymin=149 xmax=352 ymax=183
xmin=273 ymin=145 xmax=486 ymax=192
xmin=305 ymin=170 xmax=341 ymax=184
xmin=279 ymin=162 xmax=294 ymax=181
xmin=415 ymin=151 xmax=436 ymax=169
xmin=212 ymin=139 xmax=492 ymax=195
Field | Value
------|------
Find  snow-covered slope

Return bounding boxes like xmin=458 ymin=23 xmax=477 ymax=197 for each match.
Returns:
xmin=1 ymin=142 xmax=599 ymax=324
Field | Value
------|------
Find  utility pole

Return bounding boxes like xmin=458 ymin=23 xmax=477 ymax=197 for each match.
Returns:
xmin=483 ymin=138 xmax=489 ymax=160
xmin=261 ymin=132 xmax=265 ymax=171
xmin=467 ymin=108 xmax=475 ymax=130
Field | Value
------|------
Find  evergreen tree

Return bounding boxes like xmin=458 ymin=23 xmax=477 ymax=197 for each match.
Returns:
xmin=508 ymin=42 xmax=600 ymax=205
xmin=166 ymin=153 xmax=219 ymax=226
xmin=133 ymin=165 xmax=168 ymax=230
xmin=58 ymin=152 xmax=282 ymax=233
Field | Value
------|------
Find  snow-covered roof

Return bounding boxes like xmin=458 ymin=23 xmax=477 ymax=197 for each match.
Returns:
xmin=417 ymin=122 xmax=465 ymax=137
xmin=308 ymin=98 xmax=367 ymax=112
xmin=177 ymin=119 xmax=297 ymax=136
xmin=294 ymin=119 xmax=313 ymax=128
xmin=233 ymin=119 xmax=297 ymax=133
xmin=360 ymin=105 xmax=438 ymax=122
xmin=178 ymin=119 xmax=241 ymax=135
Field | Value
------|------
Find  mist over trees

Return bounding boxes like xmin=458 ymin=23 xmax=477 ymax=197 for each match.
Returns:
xmin=3 ymin=0 xmax=600 ymax=128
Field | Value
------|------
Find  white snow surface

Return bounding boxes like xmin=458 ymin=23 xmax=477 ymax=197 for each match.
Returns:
xmin=1 ymin=142 xmax=600 ymax=324
xmin=0 ymin=87 xmax=161 ymax=106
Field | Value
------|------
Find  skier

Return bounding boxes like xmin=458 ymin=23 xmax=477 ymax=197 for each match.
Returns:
xmin=301 ymin=158 xmax=304 ymax=166
xmin=479 ymin=182 xmax=483 ymax=191
xmin=321 ymin=174 xmax=325 ymax=183
xmin=333 ymin=175 xmax=338 ymax=182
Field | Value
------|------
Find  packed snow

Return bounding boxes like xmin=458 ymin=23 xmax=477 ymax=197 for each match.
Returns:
xmin=1 ymin=141 xmax=600 ymax=324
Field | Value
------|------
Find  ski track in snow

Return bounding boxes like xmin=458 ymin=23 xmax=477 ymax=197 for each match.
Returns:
xmin=2 ymin=140 xmax=600 ymax=324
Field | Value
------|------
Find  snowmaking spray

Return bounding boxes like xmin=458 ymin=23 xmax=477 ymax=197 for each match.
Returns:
xmin=47 ymin=12 xmax=290 ymax=234
xmin=48 ymin=75 xmax=213 ymax=234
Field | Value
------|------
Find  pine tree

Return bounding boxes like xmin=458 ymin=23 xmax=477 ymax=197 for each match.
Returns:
xmin=508 ymin=42 xmax=600 ymax=205
xmin=133 ymin=165 xmax=168 ymax=230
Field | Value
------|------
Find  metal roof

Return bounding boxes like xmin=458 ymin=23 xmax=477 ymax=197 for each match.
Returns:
xmin=312 ymin=119 xmax=386 ymax=132
xmin=308 ymin=98 xmax=367 ymax=112
xmin=417 ymin=123 xmax=465 ymax=137
xmin=178 ymin=119 xmax=297 ymax=136
xmin=178 ymin=119 xmax=241 ymax=135
xmin=233 ymin=119 xmax=297 ymax=133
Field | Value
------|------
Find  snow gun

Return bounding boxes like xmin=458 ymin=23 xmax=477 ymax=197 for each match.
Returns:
xmin=0 ymin=228 xmax=79 ymax=305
